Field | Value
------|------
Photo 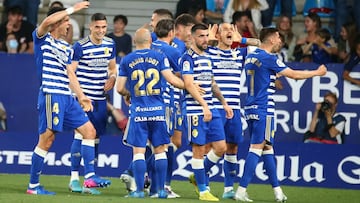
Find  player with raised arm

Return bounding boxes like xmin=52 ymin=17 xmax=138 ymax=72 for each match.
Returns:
xmin=205 ymin=22 xmax=260 ymax=199
xmin=116 ymin=28 xmax=184 ymax=198
xmin=26 ymin=1 xmax=111 ymax=195
xmin=68 ymin=12 xmax=116 ymax=195
xmin=234 ymin=27 xmax=326 ymax=202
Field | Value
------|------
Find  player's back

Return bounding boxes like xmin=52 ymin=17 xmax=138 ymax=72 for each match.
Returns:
xmin=120 ymin=48 xmax=168 ymax=117
xmin=244 ymin=48 xmax=277 ymax=115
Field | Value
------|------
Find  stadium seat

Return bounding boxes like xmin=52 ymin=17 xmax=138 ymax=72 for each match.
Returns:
xmin=273 ymin=0 xmax=297 ymax=17
xmin=303 ymin=0 xmax=335 ymax=18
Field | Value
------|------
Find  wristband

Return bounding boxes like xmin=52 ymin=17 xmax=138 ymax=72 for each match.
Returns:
xmin=327 ymin=123 xmax=335 ymax=129
xmin=241 ymin=37 xmax=247 ymax=44
xmin=66 ymin=7 xmax=74 ymax=15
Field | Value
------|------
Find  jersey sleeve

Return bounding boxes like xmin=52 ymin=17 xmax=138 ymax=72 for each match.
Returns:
xmin=180 ymin=54 xmax=194 ymax=75
xmin=71 ymin=42 xmax=83 ymax=61
xmin=265 ymin=54 xmax=287 ymax=73
xmin=159 ymin=53 xmax=171 ymax=72
xmin=119 ymin=56 xmax=128 ymax=77
xmin=110 ymin=39 xmax=116 ymax=59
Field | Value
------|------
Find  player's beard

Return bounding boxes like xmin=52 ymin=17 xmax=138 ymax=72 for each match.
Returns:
xmin=196 ymin=42 xmax=208 ymax=52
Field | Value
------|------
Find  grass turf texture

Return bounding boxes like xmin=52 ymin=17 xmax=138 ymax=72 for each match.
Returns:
xmin=0 ymin=174 xmax=359 ymax=203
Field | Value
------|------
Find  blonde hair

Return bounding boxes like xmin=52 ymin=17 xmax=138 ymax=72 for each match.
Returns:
xmin=232 ymin=0 xmax=261 ymax=11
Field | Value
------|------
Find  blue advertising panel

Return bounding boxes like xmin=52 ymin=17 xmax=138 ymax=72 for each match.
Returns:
xmin=0 ymin=54 xmax=359 ymax=190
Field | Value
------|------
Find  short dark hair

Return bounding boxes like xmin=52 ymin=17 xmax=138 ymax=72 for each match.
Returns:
xmin=153 ymin=9 xmax=173 ymax=19
xmin=316 ymin=28 xmax=331 ymax=42
xmin=175 ymin=13 xmax=197 ymax=27
xmin=259 ymin=27 xmax=279 ymax=42
xmin=191 ymin=23 xmax=208 ymax=34
xmin=7 ymin=6 xmax=23 ymax=15
xmin=155 ymin=19 xmax=175 ymax=38
xmin=113 ymin=15 xmax=128 ymax=25
xmin=49 ymin=1 xmax=64 ymax=9
xmin=232 ymin=10 xmax=251 ymax=24
xmin=91 ymin=13 xmax=107 ymax=22
xmin=47 ymin=7 xmax=65 ymax=17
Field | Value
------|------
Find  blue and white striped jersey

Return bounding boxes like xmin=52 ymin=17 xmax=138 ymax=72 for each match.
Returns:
xmin=244 ymin=47 xmax=287 ymax=116
xmin=33 ymin=29 xmax=72 ymax=95
xmin=206 ymin=46 xmax=247 ymax=110
xmin=72 ymin=36 xmax=116 ymax=100
xmin=180 ymin=49 xmax=215 ymax=115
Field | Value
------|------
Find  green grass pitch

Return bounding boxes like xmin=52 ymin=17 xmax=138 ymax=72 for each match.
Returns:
xmin=0 ymin=174 xmax=359 ymax=203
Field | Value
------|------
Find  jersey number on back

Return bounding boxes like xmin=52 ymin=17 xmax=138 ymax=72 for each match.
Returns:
xmin=131 ymin=68 xmax=160 ymax=96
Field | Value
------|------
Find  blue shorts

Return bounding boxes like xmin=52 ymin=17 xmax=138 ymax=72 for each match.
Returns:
xmin=38 ymin=92 xmax=88 ymax=134
xmin=87 ymin=100 xmax=107 ymax=136
xmin=247 ymin=115 xmax=275 ymax=145
xmin=123 ymin=116 xmax=170 ymax=148
xmin=218 ymin=109 xmax=244 ymax=144
xmin=185 ymin=111 xmax=225 ymax=145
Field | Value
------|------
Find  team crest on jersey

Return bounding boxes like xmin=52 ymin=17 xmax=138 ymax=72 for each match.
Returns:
xmin=192 ymin=129 xmax=198 ymax=138
xmin=53 ymin=117 xmax=59 ymax=125
xmin=177 ymin=117 xmax=182 ymax=126
xmin=231 ymin=50 xmax=237 ymax=59
xmin=104 ymin=47 xmax=109 ymax=55
xmin=183 ymin=61 xmax=190 ymax=71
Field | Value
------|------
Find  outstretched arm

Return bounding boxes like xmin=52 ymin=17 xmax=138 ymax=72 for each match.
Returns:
xmin=279 ymin=64 xmax=327 ymax=80
xmin=37 ymin=1 xmax=89 ymax=37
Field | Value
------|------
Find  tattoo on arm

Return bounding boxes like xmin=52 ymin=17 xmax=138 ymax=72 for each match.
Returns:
xmin=211 ymin=82 xmax=225 ymax=103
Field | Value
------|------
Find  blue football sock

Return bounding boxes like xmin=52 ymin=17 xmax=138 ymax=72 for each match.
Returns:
xmin=29 ymin=147 xmax=47 ymax=185
xmin=165 ymin=145 xmax=174 ymax=185
xmin=224 ymin=154 xmax=238 ymax=187
xmin=81 ymin=139 xmax=95 ymax=178
xmin=155 ymin=152 xmax=167 ymax=191
xmin=263 ymin=151 xmax=279 ymax=187
xmin=70 ymin=138 xmax=82 ymax=172
xmin=239 ymin=150 xmax=261 ymax=188
xmin=132 ymin=155 xmax=146 ymax=192
xmin=191 ymin=158 xmax=207 ymax=192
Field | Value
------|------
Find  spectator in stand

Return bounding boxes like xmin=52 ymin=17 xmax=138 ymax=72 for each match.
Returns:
xmin=302 ymin=28 xmax=334 ymax=64
xmin=337 ymin=22 xmax=358 ymax=63
xmin=188 ymin=5 xmax=207 ymax=24
xmin=343 ymin=36 xmax=360 ymax=87
xmin=0 ymin=6 xmax=35 ymax=54
xmin=304 ymin=92 xmax=346 ymax=144
xmin=4 ymin=32 xmax=27 ymax=53
xmin=49 ymin=1 xmax=81 ymax=43
xmin=106 ymin=98 xmax=128 ymax=135
xmin=205 ymin=0 xmax=230 ymax=24
xmin=107 ymin=15 xmax=132 ymax=63
xmin=223 ymin=0 xmax=268 ymax=33
xmin=2 ymin=0 xmax=40 ymax=26
xmin=231 ymin=11 xmax=258 ymax=48
xmin=295 ymin=12 xmax=337 ymax=63
xmin=261 ymin=0 xmax=293 ymax=27
xmin=175 ymin=0 xmax=207 ymax=18
xmin=333 ymin=0 xmax=360 ymax=42
xmin=276 ymin=15 xmax=296 ymax=62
